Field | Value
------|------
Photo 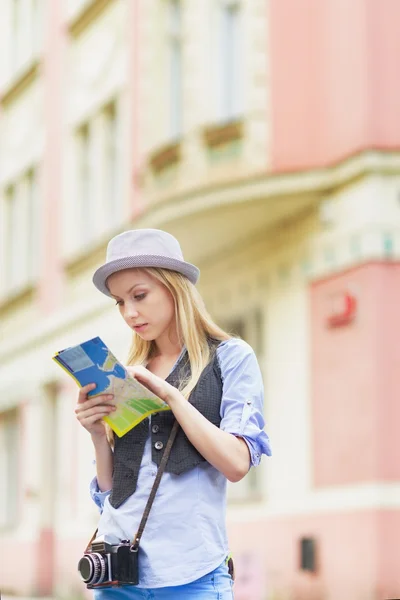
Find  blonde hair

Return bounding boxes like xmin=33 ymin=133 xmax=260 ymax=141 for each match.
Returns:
xmin=105 ymin=267 xmax=230 ymax=445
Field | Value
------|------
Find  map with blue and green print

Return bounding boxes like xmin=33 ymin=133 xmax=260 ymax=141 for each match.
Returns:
xmin=53 ymin=337 xmax=170 ymax=437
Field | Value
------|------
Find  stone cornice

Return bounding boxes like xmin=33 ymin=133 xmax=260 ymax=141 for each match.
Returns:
xmin=149 ymin=140 xmax=181 ymax=174
xmin=135 ymin=149 xmax=400 ymax=230
xmin=68 ymin=0 xmax=116 ymax=37
xmin=203 ymin=119 xmax=243 ymax=149
xmin=0 ymin=60 xmax=40 ymax=106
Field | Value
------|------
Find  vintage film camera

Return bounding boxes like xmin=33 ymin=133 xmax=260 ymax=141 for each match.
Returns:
xmin=77 ymin=534 xmax=139 ymax=589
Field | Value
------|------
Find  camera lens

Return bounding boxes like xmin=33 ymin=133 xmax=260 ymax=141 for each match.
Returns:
xmin=78 ymin=552 xmax=108 ymax=584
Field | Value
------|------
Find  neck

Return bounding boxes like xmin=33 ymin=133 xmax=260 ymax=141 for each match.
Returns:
xmin=153 ymin=332 xmax=182 ymax=359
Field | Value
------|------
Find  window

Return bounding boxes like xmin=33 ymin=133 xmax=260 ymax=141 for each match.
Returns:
xmin=73 ymin=98 xmax=124 ymax=248
xmin=220 ymin=307 xmax=265 ymax=502
xmin=76 ymin=122 xmax=94 ymax=241
xmin=0 ymin=409 xmax=20 ymax=528
xmin=4 ymin=184 xmax=19 ymax=288
xmin=9 ymin=0 xmax=41 ymax=75
xmin=300 ymin=537 xmax=317 ymax=572
xmin=26 ymin=168 xmax=39 ymax=280
xmin=103 ymin=101 xmax=121 ymax=224
xmin=167 ymin=0 xmax=182 ymax=140
xmin=2 ymin=167 xmax=39 ymax=292
xmin=217 ymin=0 xmax=242 ymax=122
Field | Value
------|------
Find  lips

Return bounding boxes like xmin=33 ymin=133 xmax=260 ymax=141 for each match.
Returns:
xmin=133 ymin=323 xmax=148 ymax=332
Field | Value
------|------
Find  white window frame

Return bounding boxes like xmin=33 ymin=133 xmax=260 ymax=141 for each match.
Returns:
xmin=216 ymin=0 xmax=243 ymax=123
xmin=166 ymin=0 xmax=182 ymax=140
xmin=2 ymin=165 xmax=39 ymax=293
xmin=9 ymin=0 xmax=41 ymax=76
xmin=103 ymin=100 xmax=123 ymax=226
xmin=76 ymin=121 xmax=95 ymax=242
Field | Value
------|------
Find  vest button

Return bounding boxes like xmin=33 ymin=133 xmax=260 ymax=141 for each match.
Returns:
xmin=152 ymin=424 xmax=160 ymax=434
xmin=154 ymin=441 xmax=164 ymax=450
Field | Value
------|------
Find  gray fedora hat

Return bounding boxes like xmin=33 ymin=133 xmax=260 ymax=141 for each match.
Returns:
xmin=93 ymin=229 xmax=200 ymax=296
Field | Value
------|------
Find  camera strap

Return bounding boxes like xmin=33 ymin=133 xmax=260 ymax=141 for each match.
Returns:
xmin=131 ymin=419 xmax=180 ymax=551
xmin=84 ymin=419 xmax=180 ymax=554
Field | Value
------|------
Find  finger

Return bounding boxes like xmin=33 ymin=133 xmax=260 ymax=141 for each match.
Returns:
xmin=78 ymin=383 xmax=97 ymax=402
xmin=75 ymin=394 xmax=114 ymax=414
xmin=77 ymin=405 xmax=116 ymax=422
xmin=80 ymin=413 xmax=110 ymax=428
xmin=132 ymin=369 xmax=167 ymax=400
xmin=76 ymin=403 xmax=116 ymax=419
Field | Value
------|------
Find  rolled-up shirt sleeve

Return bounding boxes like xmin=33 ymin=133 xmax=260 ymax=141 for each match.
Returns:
xmin=90 ymin=475 xmax=111 ymax=513
xmin=218 ymin=338 xmax=271 ymax=466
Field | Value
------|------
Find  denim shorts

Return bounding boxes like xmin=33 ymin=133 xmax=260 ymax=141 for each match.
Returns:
xmin=92 ymin=560 xmax=234 ymax=599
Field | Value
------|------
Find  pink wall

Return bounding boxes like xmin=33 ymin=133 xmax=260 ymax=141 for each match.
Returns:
xmin=228 ymin=510 xmax=400 ymax=600
xmin=375 ymin=264 xmax=400 ymax=480
xmin=377 ymin=511 xmax=400 ymax=600
xmin=310 ymin=262 xmax=400 ymax=486
xmin=269 ymin=0 xmax=400 ymax=172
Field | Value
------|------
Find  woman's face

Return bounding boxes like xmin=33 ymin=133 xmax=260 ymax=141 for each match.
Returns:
xmin=107 ymin=269 xmax=177 ymax=344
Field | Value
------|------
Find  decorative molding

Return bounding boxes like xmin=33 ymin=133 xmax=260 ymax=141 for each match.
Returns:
xmin=149 ymin=141 xmax=181 ymax=174
xmin=68 ymin=0 xmax=116 ymax=37
xmin=0 ymin=283 xmax=36 ymax=317
xmin=203 ymin=119 xmax=243 ymax=149
xmin=0 ymin=60 xmax=40 ymax=106
xmin=134 ymin=150 xmax=400 ymax=231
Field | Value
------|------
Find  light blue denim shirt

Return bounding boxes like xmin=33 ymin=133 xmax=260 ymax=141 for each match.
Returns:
xmin=90 ymin=337 xmax=271 ymax=588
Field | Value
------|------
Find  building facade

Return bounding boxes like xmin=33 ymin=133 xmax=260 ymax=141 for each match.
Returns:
xmin=0 ymin=1 xmax=400 ymax=599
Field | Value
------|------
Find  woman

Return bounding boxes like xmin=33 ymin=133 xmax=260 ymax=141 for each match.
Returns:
xmin=75 ymin=229 xmax=271 ymax=599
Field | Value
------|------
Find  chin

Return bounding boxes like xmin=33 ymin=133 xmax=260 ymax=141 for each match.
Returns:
xmin=134 ymin=330 xmax=156 ymax=342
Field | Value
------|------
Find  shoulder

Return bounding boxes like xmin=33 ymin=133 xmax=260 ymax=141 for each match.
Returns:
xmin=217 ymin=336 xmax=255 ymax=359
xmin=215 ymin=337 xmax=258 ymax=381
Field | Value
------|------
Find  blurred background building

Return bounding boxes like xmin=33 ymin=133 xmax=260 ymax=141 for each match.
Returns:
xmin=0 ymin=0 xmax=400 ymax=599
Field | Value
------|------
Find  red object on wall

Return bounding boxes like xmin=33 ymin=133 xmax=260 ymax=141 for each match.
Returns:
xmin=327 ymin=292 xmax=357 ymax=328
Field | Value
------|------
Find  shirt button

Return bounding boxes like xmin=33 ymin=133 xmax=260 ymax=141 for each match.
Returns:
xmin=246 ymin=400 xmax=252 ymax=405
xmin=154 ymin=441 xmax=164 ymax=450
xmin=152 ymin=424 xmax=160 ymax=434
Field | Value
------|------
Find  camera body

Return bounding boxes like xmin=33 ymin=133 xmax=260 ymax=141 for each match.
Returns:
xmin=78 ymin=534 xmax=139 ymax=589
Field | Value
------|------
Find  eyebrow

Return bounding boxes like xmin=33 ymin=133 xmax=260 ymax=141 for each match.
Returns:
xmin=110 ymin=283 xmax=146 ymax=299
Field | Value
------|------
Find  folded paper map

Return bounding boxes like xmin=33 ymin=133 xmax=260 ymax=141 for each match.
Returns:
xmin=53 ymin=336 xmax=170 ymax=437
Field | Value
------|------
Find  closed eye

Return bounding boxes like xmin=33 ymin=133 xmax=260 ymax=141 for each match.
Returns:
xmin=134 ymin=293 xmax=146 ymax=301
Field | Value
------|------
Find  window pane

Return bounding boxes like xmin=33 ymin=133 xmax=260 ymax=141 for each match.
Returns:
xmin=104 ymin=102 xmax=119 ymax=223
xmin=77 ymin=123 xmax=93 ymax=240
xmin=4 ymin=185 xmax=19 ymax=287
xmin=167 ymin=0 xmax=182 ymax=139
xmin=219 ymin=2 xmax=242 ymax=121
xmin=26 ymin=168 xmax=38 ymax=279
xmin=0 ymin=410 xmax=19 ymax=528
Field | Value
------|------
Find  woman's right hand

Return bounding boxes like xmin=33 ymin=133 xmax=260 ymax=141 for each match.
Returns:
xmin=75 ymin=383 xmax=116 ymax=439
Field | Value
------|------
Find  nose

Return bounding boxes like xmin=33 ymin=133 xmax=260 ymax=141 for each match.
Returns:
xmin=124 ymin=301 xmax=139 ymax=321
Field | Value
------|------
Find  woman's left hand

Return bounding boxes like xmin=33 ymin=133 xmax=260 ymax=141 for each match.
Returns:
xmin=126 ymin=366 xmax=182 ymax=406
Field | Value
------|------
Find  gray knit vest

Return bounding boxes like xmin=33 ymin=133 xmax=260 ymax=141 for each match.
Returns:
xmin=109 ymin=343 xmax=223 ymax=508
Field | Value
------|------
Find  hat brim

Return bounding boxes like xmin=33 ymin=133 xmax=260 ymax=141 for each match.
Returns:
xmin=93 ymin=255 xmax=200 ymax=296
